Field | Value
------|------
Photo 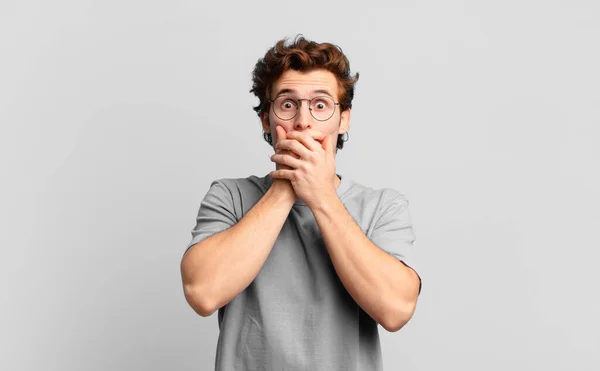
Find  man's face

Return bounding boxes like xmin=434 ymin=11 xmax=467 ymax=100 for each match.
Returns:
xmin=261 ymin=69 xmax=350 ymax=156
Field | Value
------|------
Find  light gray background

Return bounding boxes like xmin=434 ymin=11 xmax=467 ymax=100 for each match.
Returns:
xmin=2 ymin=0 xmax=599 ymax=370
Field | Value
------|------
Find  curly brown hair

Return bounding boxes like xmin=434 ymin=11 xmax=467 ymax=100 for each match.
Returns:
xmin=250 ymin=35 xmax=359 ymax=151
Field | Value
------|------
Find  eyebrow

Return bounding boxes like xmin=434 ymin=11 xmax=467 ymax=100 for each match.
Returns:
xmin=273 ymin=88 xmax=334 ymax=99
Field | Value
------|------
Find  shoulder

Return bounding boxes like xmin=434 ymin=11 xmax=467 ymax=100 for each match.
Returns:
xmin=207 ymin=174 xmax=268 ymax=193
xmin=346 ymin=178 xmax=410 ymax=210
xmin=202 ymin=174 xmax=270 ymax=218
xmin=380 ymin=187 xmax=410 ymax=206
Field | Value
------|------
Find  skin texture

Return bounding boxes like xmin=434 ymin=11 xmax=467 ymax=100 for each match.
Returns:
xmin=261 ymin=69 xmax=350 ymax=206
xmin=265 ymin=69 xmax=421 ymax=331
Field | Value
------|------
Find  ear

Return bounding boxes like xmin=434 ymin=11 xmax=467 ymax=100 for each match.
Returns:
xmin=260 ymin=112 xmax=270 ymax=133
xmin=339 ymin=108 xmax=351 ymax=135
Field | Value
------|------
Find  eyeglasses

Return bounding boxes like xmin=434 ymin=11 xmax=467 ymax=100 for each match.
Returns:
xmin=269 ymin=95 xmax=341 ymax=121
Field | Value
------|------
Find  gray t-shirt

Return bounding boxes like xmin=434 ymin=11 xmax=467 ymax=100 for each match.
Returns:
xmin=185 ymin=173 xmax=421 ymax=371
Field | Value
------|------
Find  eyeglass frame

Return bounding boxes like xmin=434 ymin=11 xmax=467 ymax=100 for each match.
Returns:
xmin=268 ymin=95 xmax=343 ymax=122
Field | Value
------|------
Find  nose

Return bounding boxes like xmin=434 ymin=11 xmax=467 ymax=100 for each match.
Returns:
xmin=293 ymin=100 xmax=312 ymax=130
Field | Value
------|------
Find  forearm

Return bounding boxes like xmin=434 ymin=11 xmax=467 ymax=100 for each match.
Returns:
xmin=312 ymin=195 xmax=420 ymax=332
xmin=181 ymin=180 xmax=295 ymax=316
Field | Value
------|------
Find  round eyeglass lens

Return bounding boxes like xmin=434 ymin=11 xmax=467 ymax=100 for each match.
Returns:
xmin=310 ymin=96 xmax=335 ymax=121
xmin=273 ymin=96 xmax=298 ymax=120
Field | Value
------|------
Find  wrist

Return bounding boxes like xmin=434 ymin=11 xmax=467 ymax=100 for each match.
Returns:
xmin=268 ymin=178 xmax=296 ymax=204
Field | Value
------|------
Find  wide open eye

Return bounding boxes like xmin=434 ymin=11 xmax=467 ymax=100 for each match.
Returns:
xmin=311 ymin=97 xmax=333 ymax=111
xmin=277 ymin=97 xmax=298 ymax=111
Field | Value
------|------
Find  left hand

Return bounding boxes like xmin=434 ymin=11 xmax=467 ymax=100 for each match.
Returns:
xmin=269 ymin=130 xmax=338 ymax=209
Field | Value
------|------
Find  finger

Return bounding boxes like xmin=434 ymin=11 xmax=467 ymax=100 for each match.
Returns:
xmin=286 ymin=130 xmax=326 ymax=152
xmin=273 ymin=127 xmax=302 ymax=158
xmin=277 ymin=139 xmax=312 ymax=159
xmin=275 ymin=150 xmax=294 ymax=170
xmin=322 ymin=133 xmax=332 ymax=152
xmin=274 ymin=126 xmax=298 ymax=169
xmin=271 ymin=152 xmax=302 ymax=169
xmin=269 ymin=168 xmax=294 ymax=180
xmin=275 ymin=125 xmax=287 ymax=146
xmin=303 ymin=130 xmax=326 ymax=143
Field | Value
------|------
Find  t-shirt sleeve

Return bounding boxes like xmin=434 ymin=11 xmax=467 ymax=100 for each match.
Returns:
xmin=369 ymin=191 xmax=422 ymax=294
xmin=184 ymin=179 xmax=238 ymax=256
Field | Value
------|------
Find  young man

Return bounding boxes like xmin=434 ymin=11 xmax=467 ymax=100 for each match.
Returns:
xmin=180 ymin=36 xmax=422 ymax=370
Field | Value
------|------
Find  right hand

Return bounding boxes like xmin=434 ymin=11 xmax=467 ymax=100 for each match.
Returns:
xmin=268 ymin=126 xmax=297 ymax=200
xmin=274 ymin=125 xmax=298 ymax=172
